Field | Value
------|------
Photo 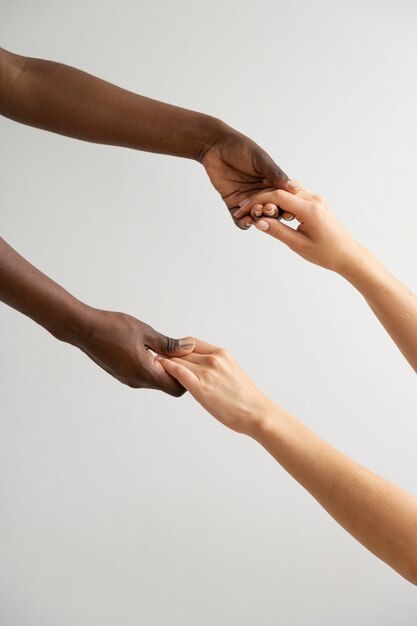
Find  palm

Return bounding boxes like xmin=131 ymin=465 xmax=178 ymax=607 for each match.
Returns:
xmin=202 ymin=131 xmax=287 ymax=227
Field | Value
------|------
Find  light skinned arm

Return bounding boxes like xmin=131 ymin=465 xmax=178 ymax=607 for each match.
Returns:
xmin=0 ymin=47 xmax=290 ymax=228
xmin=236 ymin=183 xmax=417 ymax=373
xmin=0 ymin=237 xmax=194 ymax=395
xmin=157 ymin=339 xmax=417 ymax=585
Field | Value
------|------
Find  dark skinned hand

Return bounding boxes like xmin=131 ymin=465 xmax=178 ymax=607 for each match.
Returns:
xmin=202 ymin=127 xmax=293 ymax=228
xmin=75 ymin=308 xmax=195 ymax=396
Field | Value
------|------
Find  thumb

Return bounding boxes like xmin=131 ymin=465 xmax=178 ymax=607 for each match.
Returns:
xmin=146 ymin=330 xmax=195 ymax=357
xmin=257 ymin=151 xmax=289 ymax=189
xmin=255 ymin=218 xmax=301 ymax=249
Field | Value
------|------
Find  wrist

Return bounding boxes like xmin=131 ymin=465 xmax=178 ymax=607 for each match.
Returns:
xmin=250 ymin=402 xmax=295 ymax=449
xmin=337 ymin=243 xmax=379 ymax=287
xmin=192 ymin=116 xmax=229 ymax=163
xmin=52 ymin=298 xmax=94 ymax=346
xmin=244 ymin=396 xmax=283 ymax=439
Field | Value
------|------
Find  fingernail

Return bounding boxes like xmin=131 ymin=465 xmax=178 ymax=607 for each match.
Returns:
xmin=244 ymin=222 xmax=252 ymax=229
xmin=239 ymin=198 xmax=251 ymax=209
xmin=254 ymin=209 xmax=263 ymax=216
xmin=233 ymin=207 xmax=245 ymax=218
xmin=256 ymin=220 xmax=269 ymax=231
xmin=287 ymin=179 xmax=299 ymax=189
xmin=178 ymin=338 xmax=195 ymax=350
xmin=264 ymin=207 xmax=276 ymax=216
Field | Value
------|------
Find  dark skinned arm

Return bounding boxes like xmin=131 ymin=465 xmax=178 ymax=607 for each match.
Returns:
xmin=0 ymin=47 xmax=290 ymax=228
xmin=0 ymin=237 xmax=194 ymax=395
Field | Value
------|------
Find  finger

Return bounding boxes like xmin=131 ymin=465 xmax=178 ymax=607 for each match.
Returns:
xmin=262 ymin=203 xmax=279 ymax=218
xmin=233 ymin=198 xmax=252 ymax=220
xmin=263 ymin=178 xmax=311 ymax=199
xmin=250 ymin=203 xmax=264 ymax=219
xmin=177 ymin=352 xmax=210 ymax=365
xmin=237 ymin=215 xmax=254 ymax=230
xmin=286 ymin=180 xmax=316 ymax=203
xmin=145 ymin=354 xmax=188 ymax=397
xmin=257 ymin=152 xmax=289 ymax=190
xmin=157 ymin=357 xmax=199 ymax=393
xmin=145 ymin=329 xmax=195 ymax=356
xmin=255 ymin=217 xmax=303 ymax=249
xmin=253 ymin=190 xmax=310 ymax=222
xmin=262 ymin=206 xmax=294 ymax=221
xmin=165 ymin=356 xmax=201 ymax=375
xmin=191 ymin=337 xmax=219 ymax=354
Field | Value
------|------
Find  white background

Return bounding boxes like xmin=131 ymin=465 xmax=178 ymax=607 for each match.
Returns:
xmin=1 ymin=1 xmax=417 ymax=624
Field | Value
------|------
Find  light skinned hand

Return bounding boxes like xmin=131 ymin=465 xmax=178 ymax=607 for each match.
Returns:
xmin=156 ymin=339 xmax=270 ymax=435
xmin=237 ymin=181 xmax=361 ymax=274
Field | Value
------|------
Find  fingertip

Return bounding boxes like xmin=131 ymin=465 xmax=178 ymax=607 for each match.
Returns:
xmin=177 ymin=337 xmax=195 ymax=354
xmin=285 ymin=179 xmax=302 ymax=192
xmin=255 ymin=219 xmax=270 ymax=232
xmin=238 ymin=216 xmax=254 ymax=230
xmin=149 ymin=360 xmax=187 ymax=397
xmin=262 ymin=203 xmax=278 ymax=217
xmin=250 ymin=203 xmax=264 ymax=219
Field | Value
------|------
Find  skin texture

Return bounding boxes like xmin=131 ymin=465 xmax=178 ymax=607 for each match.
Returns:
xmin=159 ymin=340 xmax=417 ymax=585
xmin=158 ymin=185 xmax=417 ymax=584
xmin=0 ymin=47 xmax=290 ymax=229
xmin=0 ymin=238 xmax=194 ymax=395
xmin=243 ymin=181 xmax=417 ymax=373
xmin=0 ymin=46 xmax=289 ymax=388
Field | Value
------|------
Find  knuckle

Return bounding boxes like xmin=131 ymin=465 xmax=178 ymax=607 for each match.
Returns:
xmin=201 ymin=381 xmax=211 ymax=395
xmin=206 ymin=354 xmax=219 ymax=367
xmin=311 ymin=194 xmax=325 ymax=210
xmin=165 ymin=336 xmax=178 ymax=354
xmin=295 ymin=239 xmax=306 ymax=254
xmin=143 ymin=324 xmax=154 ymax=343
xmin=274 ymin=189 xmax=286 ymax=203
xmin=272 ymin=222 xmax=283 ymax=238
xmin=215 ymin=347 xmax=228 ymax=359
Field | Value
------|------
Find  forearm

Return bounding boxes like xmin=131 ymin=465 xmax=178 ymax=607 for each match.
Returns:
xmin=253 ymin=402 xmax=417 ymax=584
xmin=0 ymin=48 xmax=223 ymax=161
xmin=340 ymin=245 xmax=417 ymax=372
xmin=0 ymin=237 xmax=89 ymax=343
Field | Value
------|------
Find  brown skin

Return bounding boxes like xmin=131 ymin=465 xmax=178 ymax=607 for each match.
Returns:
xmin=0 ymin=47 xmax=289 ymax=391
xmin=0 ymin=47 xmax=290 ymax=228
xmin=0 ymin=238 xmax=194 ymax=395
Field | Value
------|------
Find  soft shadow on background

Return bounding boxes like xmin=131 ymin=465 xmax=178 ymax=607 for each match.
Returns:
xmin=1 ymin=1 xmax=417 ymax=624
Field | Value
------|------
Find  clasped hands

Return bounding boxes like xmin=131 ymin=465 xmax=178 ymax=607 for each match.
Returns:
xmin=156 ymin=181 xmax=360 ymax=430
xmin=83 ymin=176 xmax=358 ymax=414
xmin=71 ymin=128 xmax=357 ymax=402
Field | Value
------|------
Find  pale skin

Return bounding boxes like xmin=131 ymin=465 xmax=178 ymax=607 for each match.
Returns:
xmin=245 ymin=181 xmax=417 ymax=374
xmin=158 ymin=183 xmax=417 ymax=584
